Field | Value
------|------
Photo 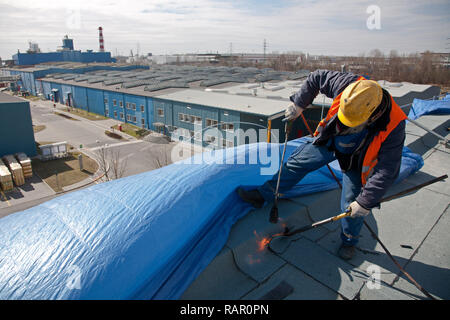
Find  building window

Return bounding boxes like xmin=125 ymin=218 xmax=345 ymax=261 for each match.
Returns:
xmin=222 ymin=139 xmax=234 ymax=148
xmin=105 ymin=107 xmax=109 ymax=117
xmin=140 ymin=105 xmax=145 ymax=112
xmin=157 ymin=108 xmax=164 ymax=117
xmin=113 ymin=99 xmax=117 ymax=106
xmin=126 ymin=102 xmax=130 ymax=109
xmin=132 ymin=103 xmax=136 ymax=111
xmin=206 ymin=118 xmax=219 ymax=128
xmin=114 ymin=111 xmax=117 ymax=117
xmin=132 ymin=116 xmax=136 ymax=122
xmin=127 ymin=115 xmax=131 ymax=121
xmin=141 ymin=118 xmax=145 ymax=125
xmin=104 ymin=98 xmax=108 ymax=105
xmin=119 ymin=101 xmax=123 ymax=108
xmin=120 ymin=112 xmax=124 ymax=119
xmin=222 ymin=123 xmax=234 ymax=132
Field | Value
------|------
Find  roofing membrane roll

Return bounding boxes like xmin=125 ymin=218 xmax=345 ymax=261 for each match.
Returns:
xmin=0 ymin=138 xmax=423 ymax=299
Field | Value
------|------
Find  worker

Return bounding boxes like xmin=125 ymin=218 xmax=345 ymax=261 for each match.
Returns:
xmin=238 ymin=69 xmax=407 ymax=260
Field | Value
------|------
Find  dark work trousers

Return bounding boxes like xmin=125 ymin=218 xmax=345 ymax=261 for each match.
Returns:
xmin=258 ymin=137 xmax=366 ymax=246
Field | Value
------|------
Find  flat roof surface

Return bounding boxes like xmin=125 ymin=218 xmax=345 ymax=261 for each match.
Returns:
xmin=182 ymin=112 xmax=450 ymax=300
xmin=3 ymin=62 xmax=138 ymax=72
xmin=222 ymin=80 xmax=334 ymax=107
xmin=38 ymin=67 xmax=441 ymax=115
xmin=155 ymin=89 xmax=288 ymax=116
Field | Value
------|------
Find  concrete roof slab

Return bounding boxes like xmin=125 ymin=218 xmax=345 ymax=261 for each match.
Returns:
xmin=316 ymin=226 xmax=401 ymax=286
xmin=287 ymin=189 xmax=342 ymax=232
xmin=180 ymin=247 xmax=258 ymax=300
xmin=356 ymin=280 xmax=416 ymax=300
xmin=241 ymin=264 xmax=340 ymax=300
xmin=281 ymin=238 xmax=370 ymax=299
xmin=226 ymin=199 xmax=310 ymax=249
xmin=231 ymin=241 xmax=286 ymax=283
xmin=404 ymin=152 xmax=450 ymax=196
xmin=392 ymin=206 xmax=450 ymax=300
xmin=369 ymin=181 xmax=450 ymax=257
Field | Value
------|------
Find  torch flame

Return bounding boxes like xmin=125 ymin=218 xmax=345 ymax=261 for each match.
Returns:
xmin=254 ymin=228 xmax=288 ymax=252
xmin=253 ymin=230 xmax=271 ymax=252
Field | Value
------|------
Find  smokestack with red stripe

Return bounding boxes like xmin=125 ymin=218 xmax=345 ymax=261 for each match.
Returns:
xmin=98 ymin=26 xmax=105 ymax=52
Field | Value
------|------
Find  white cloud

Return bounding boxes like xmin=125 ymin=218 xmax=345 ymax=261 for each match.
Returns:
xmin=0 ymin=0 xmax=448 ymax=59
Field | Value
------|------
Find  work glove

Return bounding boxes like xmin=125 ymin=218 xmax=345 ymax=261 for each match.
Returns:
xmin=284 ymin=104 xmax=303 ymax=121
xmin=348 ymin=201 xmax=371 ymax=218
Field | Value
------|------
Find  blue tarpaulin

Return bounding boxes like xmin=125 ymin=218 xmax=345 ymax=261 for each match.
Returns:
xmin=0 ymin=138 xmax=423 ymax=299
xmin=408 ymin=96 xmax=450 ymax=120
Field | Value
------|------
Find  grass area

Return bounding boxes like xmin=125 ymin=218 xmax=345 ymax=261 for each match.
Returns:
xmin=63 ymin=108 xmax=108 ymax=121
xmin=33 ymin=125 xmax=46 ymax=133
xmin=23 ymin=94 xmax=41 ymax=101
xmin=32 ymin=150 xmax=98 ymax=192
xmin=111 ymin=123 xmax=150 ymax=139
xmin=105 ymin=130 xmax=124 ymax=140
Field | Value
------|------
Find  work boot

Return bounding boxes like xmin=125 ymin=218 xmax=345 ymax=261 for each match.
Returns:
xmin=338 ymin=243 xmax=356 ymax=260
xmin=237 ymin=188 xmax=265 ymax=208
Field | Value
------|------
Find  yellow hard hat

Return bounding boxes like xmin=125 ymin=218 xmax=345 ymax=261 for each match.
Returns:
xmin=337 ymin=80 xmax=383 ymax=127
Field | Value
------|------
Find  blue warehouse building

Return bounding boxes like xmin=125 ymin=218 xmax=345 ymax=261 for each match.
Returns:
xmin=12 ymin=35 xmax=114 ymax=66
xmin=1 ymin=34 xmax=149 ymax=96
xmin=0 ymin=63 xmax=149 ymax=96
xmin=36 ymin=66 xmax=302 ymax=148
xmin=0 ymin=92 xmax=36 ymax=158
xmin=13 ymin=50 xmax=114 ymax=66
xmin=8 ymin=64 xmax=440 ymax=150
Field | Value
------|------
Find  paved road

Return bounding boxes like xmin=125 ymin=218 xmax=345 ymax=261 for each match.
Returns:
xmin=1 ymin=99 xmax=184 ymax=218
xmin=31 ymin=100 xmax=126 ymax=149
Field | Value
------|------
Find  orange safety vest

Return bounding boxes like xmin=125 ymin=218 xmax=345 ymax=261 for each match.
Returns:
xmin=313 ymin=77 xmax=407 ymax=185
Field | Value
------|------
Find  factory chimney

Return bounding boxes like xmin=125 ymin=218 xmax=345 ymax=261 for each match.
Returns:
xmin=98 ymin=27 xmax=105 ymax=52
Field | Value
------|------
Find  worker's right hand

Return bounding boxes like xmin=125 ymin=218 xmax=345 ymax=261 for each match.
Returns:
xmin=348 ymin=201 xmax=371 ymax=218
xmin=284 ymin=104 xmax=303 ymax=121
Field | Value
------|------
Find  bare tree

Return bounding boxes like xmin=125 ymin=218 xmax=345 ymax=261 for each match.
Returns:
xmin=94 ymin=146 xmax=111 ymax=181
xmin=109 ymin=149 xmax=128 ymax=180
xmin=94 ymin=146 xmax=128 ymax=181
xmin=150 ymin=145 xmax=173 ymax=169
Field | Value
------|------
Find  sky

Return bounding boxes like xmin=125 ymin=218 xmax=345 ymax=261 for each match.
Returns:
xmin=0 ymin=0 xmax=449 ymax=59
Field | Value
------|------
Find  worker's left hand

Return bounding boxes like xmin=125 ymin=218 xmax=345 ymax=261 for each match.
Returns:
xmin=284 ymin=104 xmax=303 ymax=121
xmin=348 ymin=201 xmax=371 ymax=218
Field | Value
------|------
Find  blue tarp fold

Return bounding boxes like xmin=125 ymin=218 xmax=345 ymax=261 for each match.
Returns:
xmin=0 ymin=138 xmax=423 ymax=299
xmin=408 ymin=96 xmax=450 ymax=120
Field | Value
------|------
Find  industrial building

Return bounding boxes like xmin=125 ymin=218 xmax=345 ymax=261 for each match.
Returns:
xmin=0 ymin=63 xmax=149 ymax=96
xmin=35 ymin=66 xmax=314 ymax=147
xmin=1 ymin=51 xmax=442 ymax=149
xmin=0 ymin=92 xmax=36 ymax=158
xmin=1 ymin=29 xmax=148 ymax=96
xmin=33 ymin=65 xmax=441 ymax=148
xmin=12 ymin=33 xmax=114 ymax=66
xmin=1 ymin=28 xmax=441 ymax=149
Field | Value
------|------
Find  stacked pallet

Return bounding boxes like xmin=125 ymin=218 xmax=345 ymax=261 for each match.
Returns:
xmin=15 ymin=152 xmax=33 ymax=179
xmin=2 ymin=155 xmax=25 ymax=186
xmin=0 ymin=159 xmax=13 ymax=191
